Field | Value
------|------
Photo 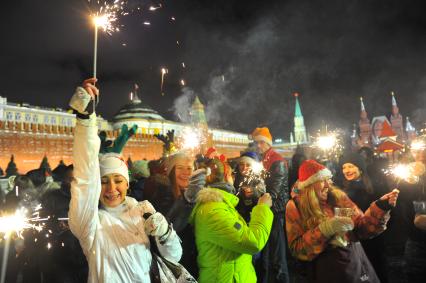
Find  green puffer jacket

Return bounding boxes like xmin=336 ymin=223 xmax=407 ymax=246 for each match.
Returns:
xmin=189 ymin=188 xmax=274 ymax=283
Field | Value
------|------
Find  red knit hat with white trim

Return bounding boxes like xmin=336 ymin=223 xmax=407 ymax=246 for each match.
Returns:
xmin=298 ymin=160 xmax=332 ymax=189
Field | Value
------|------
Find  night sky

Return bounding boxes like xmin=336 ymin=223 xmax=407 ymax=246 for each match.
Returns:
xmin=1 ymin=0 xmax=426 ymax=140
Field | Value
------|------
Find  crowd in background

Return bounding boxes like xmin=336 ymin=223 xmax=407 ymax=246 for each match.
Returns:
xmin=0 ymin=80 xmax=425 ymax=283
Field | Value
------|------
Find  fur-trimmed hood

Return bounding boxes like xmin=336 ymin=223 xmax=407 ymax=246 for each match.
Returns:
xmin=195 ymin=188 xmax=239 ymax=207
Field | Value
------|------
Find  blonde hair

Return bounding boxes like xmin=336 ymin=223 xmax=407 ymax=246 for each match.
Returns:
xmin=298 ymin=182 xmax=347 ymax=229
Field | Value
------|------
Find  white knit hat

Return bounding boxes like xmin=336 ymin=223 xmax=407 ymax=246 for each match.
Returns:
xmin=165 ymin=153 xmax=193 ymax=176
xmin=99 ymin=153 xmax=129 ymax=184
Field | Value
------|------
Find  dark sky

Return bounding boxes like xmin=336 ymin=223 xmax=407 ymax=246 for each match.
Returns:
xmin=1 ymin=0 xmax=426 ymax=140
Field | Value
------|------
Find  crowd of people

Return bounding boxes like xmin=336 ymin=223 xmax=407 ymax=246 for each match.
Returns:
xmin=0 ymin=79 xmax=425 ymax=283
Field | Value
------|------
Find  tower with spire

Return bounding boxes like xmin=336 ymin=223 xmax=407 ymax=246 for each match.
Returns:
xmin=390 ymin=91 xmax=404 ymax=141
xmin=293 ymin=93 xmax=308 ymax=144
xmin=358 ymin=97 xmax=372 ymax=147
xmin=190 ymin=96 xmax=211 ymax=152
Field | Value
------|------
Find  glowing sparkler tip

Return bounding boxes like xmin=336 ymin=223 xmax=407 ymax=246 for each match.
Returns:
xmin=251 ymin=162 xmax=264 ymax=175
xmin=93 ymin=14 xmax=108 ymax=27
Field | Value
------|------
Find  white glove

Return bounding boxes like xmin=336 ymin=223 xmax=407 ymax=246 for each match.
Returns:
xmin=69 ymin=87 xmax=92 ymax=115
xmin=137 ymin=200 xmax=156 ymax=216
xmin=144 ymin=212 xmax=169 ymax=237
xmin=318 ymin=217 xmax=354 ymax=238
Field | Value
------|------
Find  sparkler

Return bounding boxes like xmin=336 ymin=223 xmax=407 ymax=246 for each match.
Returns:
xmin=312 ymin=129 xmax=344 ymax=161
xmin=0 ymin=207 xmax=44 ymax=283
xmin=178 ymin=127 xmax=202 ymax=151
xmin=0 ymin=208 xmax=43 ymax=237
xmin=160 ymin=68 xmax=168 ymax=95
xmin=180 ymin=79 xmax=186 ymax=86
xmin=385 ymin=163 xmax=420 ymax=185
xmin=89 ymin=0 xmax=126 ymax=110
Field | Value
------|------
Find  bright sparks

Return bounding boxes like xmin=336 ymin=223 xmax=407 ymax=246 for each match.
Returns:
xmin=315 ymin=134 xmax=337 ymax=151
xmin=179 ymin=128 xmax=201 ymax=151
xmin=250 ymin=161 xmax=264 ymax=175
xmin=386 ymin=163 xmax=419 ymax=185
xmin=89 ymin=0 xmax=128 ymax=35
xmin=0 ymin=208 xmax=43 ymax=238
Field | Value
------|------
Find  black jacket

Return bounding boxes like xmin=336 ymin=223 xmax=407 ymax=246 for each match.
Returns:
xmin=264 ymin=160 xmax=290 ymax=214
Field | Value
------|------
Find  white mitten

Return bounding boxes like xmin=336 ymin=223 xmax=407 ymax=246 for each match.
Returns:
xmin=144 ymin=212 xmax=169 ymax=237
xmin=318 ymin=217 xmax=354 ymax=238
xmin=69 ymin=87 xmax=92 ymax=115
xmin=137 ymin=200 xmax=156 ymax=216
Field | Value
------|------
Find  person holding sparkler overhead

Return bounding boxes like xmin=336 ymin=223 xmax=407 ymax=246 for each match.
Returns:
xmin=250 ymin=127 xmax=290 ymax=283
xmin=68 ymin=78 xmax=182 ymax=283
xmin=286 ymin=159 xmax=399 ymax=283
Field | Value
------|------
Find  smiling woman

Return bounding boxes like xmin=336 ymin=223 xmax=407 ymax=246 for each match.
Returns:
xmin=68 ymin=79 xmax=183 ymax=283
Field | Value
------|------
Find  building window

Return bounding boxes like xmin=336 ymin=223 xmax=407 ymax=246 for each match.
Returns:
xmin=44 ymin=115 xmax=49 ymax=124
xmin=6 ymin=112 xmax=13 ymax=121
xmin=67 ymin=118 xmax=72 ymax=127
xmin=25 ymin=113 xmax=31 ymax=122
xmin=51 ymin=116 xmax=56 ymax=125
xmin=15 ymin=112 xmax=21 ymax=121
xmin=33 ymin=115 xmax=38 ymax=123
xmin=61 ymin=117 xmax=66 ymax=126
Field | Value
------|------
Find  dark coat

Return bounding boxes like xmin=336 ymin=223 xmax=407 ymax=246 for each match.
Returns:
xmin=39 ymin=183 xmax=88 ymax=283
xmin=340 ymin=179 xmax=388 ymax=283
xmin=147 ymin=179 xmax=199 ymax=278
xmin=262 ymin=148 xmax=290 ymax=214
xmin=259 ymin=148 xmax=290 ymax=283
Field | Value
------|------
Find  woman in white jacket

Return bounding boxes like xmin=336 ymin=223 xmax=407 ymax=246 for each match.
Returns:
xmin=68 ymin=78 xmax=182 ymax=283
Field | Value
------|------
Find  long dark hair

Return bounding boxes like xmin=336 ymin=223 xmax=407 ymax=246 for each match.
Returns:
xmin=168 ymin=167 xmax=182 ymax=199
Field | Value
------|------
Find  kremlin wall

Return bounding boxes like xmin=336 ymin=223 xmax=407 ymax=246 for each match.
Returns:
xmin=0 ymin=93 xmax=265 ymax=173
xmin=0 ymin=88 xmax=421 ymax=174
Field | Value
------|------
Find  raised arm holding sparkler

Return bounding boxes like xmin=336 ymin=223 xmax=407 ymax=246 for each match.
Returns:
xmin=68 ymin=79 xmax=182 ymax=283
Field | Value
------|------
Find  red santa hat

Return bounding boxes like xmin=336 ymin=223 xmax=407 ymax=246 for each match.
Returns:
xmin=298 ymin=160 xmax=332 ymax=190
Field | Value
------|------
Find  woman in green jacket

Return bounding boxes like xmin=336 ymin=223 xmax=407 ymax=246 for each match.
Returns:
xmin=189 ymin=158 xmax=274 ymax=283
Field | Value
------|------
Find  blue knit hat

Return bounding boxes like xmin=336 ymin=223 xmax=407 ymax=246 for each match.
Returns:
xmin=241 ymin=151 xmax=260 ymax=162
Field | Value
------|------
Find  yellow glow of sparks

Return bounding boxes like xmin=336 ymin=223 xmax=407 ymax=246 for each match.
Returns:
xmin=389 ymin=163 xmax=419 ymax=184
xmin=315 ymin=134 xmax=337 ymax=151
xmin=251 ymin=162 xmax=264 ymax=175
xmin=93 ymin=14 xmax=108 ymax=27
xmin=180 ymin=79 xmax=186 ymax=86
xmin=411 ymin=140 xmax=425 ymax=151
xmin=180 ymin=128 xmax=201 ymax=150
xmin=0 ymin=208 xmax=41 ymax=237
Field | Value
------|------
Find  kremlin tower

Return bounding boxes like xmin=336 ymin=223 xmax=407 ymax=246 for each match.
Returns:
xmin=293 ymin=93 xmax=308 ymax=144
xmin=390 ymin=91 xmax=404 ymax=142
xmin=358 ymin=97 xmax=372 ymax=147
xmin=190 ymin=96 xmax=211 ymax=152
